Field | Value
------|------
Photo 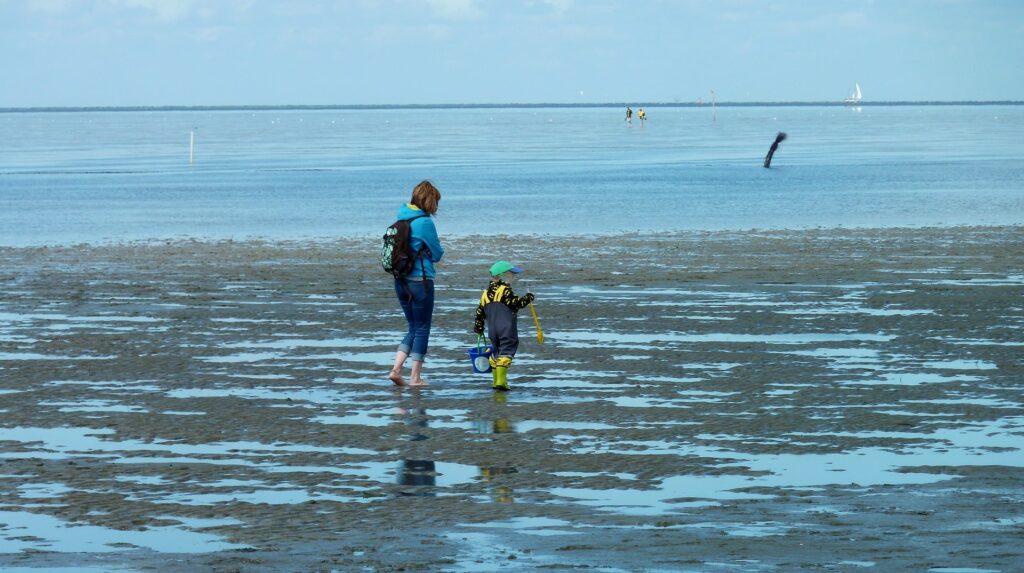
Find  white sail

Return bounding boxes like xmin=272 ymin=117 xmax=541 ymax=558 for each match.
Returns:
xmin=844 ymin=82 xmax=862 ymax=104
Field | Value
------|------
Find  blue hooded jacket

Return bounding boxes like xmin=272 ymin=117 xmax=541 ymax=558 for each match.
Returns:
xmin=397 ymin=203 xmax=444 ymax=279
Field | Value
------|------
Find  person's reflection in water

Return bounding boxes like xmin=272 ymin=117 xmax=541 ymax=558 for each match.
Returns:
xmin=396 ymin=398 xmax=436 ymax=494
xmin=473 ymin=391 xmax=516 ymax=434
xmin=477 ymin=392 xmax=517 ymax=502
xmin=479 ymin=465 xmax=517 ymax=503
xmin=399 ymin=459 xmax=436 ymax=489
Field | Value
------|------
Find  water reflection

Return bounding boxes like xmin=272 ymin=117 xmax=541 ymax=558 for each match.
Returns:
xmin=399 ymin=407 xmax=430 ymax=442
xmin=474 ymin=392 xmax=515 ymax=434
xmin=390 ymin=391 xmax=519 ymax=501
xmin=477 ymin=393 xmax=517 ymax=502
xmin=395 ymin=396 xmax=435 ymax=494
xmin=478 ymin=466 xmax=517 ymax=503
xmin=398 ymin=459 xmax=436 ymax=489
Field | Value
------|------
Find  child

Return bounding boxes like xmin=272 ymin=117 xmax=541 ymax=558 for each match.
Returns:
xmin=473 ymin=261 xmax=535 ymax=391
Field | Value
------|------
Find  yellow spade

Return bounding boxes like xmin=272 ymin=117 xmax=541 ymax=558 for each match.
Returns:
xmin=529 ymin=302 xmax=544 ymax=344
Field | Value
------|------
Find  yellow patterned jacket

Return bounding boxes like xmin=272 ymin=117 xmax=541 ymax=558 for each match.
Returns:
xmin=473 ymin=279 xmax=534 ymax=335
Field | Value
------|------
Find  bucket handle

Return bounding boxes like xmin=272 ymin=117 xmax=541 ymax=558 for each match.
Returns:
xmin=476 ymin=334 xmax=486 ymax=354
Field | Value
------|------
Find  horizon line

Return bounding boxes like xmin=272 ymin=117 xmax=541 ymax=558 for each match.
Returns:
xmin=1 ymin=100 xmax=1022 ymax=113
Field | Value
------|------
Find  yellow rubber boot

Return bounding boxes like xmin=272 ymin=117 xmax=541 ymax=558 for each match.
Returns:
xmin=492 ymin=366 xmax=509 ymax=391
xmin=487 ymin=355 xmax=511 ymax=391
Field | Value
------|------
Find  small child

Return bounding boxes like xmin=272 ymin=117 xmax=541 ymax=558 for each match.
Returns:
xmin=473 ymin=261 xmax=535 ymax=391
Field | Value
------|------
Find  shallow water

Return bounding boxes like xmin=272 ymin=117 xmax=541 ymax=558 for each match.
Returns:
xmin=0 ymin=230 xmax=1021 ymax=570
xmin=2 ymin=105 xmax=1023 ymax=245
xmin=0 ymin=510 xmax=245 ymax=553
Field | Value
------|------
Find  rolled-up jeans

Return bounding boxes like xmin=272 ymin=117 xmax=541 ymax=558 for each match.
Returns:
xmin=395 ymin=278 xmax=434 ymax=362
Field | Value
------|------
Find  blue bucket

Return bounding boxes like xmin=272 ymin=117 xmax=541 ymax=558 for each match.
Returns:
xmin=468 ymin=344 xmax=493 ymax=374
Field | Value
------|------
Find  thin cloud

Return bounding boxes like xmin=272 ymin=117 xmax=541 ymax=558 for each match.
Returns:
xmin=96 ymin=0 xmax=255 ymax=23
xmin=424 ymin=0 xmax=482 ymax=20
xmin=540 ymin=0 xmax=573 ymax=15
xmin=24 ymin=0 xmax=80 ymax=14
xmin=103 ymin=0 xmax=197 ymax=22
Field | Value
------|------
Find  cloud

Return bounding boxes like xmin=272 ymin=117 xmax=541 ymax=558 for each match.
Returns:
xmin=540 ymin=0 xmax=573 ymax=15
xmin=25 ymin=0 xmax=81 ymax=14
xmin=424 ymin=0 xmax=481 ymax=20
xmin=21 ymin=0 xmax=198 ymax=22
xmin=103 ymin=0 xmax=197 ymax=21
xmin=93 ymin=0 xmax=253 ymax=23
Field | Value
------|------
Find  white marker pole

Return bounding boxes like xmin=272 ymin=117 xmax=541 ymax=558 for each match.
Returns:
xmin=711 ymin=90 xmax=717 ymax=123
xmin=189 ymin=129 xmax=195 ymax=165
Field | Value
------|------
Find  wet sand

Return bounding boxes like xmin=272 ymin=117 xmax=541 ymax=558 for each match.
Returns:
xmin=1 ymin=226 xmax=1022 ymax=572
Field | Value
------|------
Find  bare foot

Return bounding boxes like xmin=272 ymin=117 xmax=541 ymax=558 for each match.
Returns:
xmin=408 ymin=378 xmax=428 ymax=387
xmin=388 ymin=369 xmax=405 ymax=386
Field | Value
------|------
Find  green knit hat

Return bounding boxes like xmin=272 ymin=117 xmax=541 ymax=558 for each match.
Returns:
xmin=489 ymin=261 xmax=523 ymax=277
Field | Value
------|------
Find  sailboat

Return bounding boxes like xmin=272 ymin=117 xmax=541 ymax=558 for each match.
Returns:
xmin=843 ymin=83 xmax=863 ymax=105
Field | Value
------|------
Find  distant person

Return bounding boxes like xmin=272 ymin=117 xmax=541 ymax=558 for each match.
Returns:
xmin=638 ymin=108 xmax=647 ymax=127
xmin=388 ymin=181 xmax=444 ymax=387
xmin=473 ymin=261 xmax=535 ymax=391
xmin=625 ymin=107 xmax=633 ymax=126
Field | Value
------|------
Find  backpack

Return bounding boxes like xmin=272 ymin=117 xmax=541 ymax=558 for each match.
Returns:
xmin=381 ymin=214 xmax=430 ymax=278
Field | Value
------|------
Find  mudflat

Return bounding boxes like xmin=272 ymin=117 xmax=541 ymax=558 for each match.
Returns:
xmin=1 ymin=226 xmax=1022 ymax=572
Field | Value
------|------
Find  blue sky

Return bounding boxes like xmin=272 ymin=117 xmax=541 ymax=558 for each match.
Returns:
xmin=1 ymin=0 xmax=1021 ymax=107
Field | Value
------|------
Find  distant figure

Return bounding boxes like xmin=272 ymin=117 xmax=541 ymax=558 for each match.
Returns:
xmin=763 ymin=132 xmax=787 ymax=168
xmin=638 ymin=108 xmax=646 ymax=127
xmin=625 ymin=107 xmax=633 ymax=126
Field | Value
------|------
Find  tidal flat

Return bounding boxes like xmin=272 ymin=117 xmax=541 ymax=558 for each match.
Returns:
xmin=1 ymin=226 xmax=1022 ymax=572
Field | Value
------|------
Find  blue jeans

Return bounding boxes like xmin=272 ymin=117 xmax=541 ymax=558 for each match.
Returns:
xmin=395 ymin=278 xmax=434 ymax=362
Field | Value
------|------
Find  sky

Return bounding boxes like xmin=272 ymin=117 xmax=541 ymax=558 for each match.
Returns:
xmin=1 ymin=0 xmax=1021 ymax=107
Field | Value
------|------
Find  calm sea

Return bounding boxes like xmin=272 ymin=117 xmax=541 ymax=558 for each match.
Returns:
xmin=1 ymin=105 xmax=1021 ymax=246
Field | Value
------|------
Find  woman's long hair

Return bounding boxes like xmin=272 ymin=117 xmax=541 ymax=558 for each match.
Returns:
xmin=410 ymin=180 xmax=441 ymax=215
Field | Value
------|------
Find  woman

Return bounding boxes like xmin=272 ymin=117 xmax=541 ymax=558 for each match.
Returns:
xmin=389 ymin=180 xmax=444 ymax=387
